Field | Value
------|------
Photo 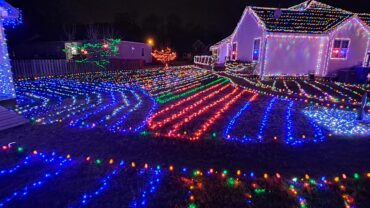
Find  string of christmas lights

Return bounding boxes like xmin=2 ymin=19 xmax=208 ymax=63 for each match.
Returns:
xmin=14 ymin=79 xmax=156 ymax=134
xmin=222 ymin=72 xmax=369 ymax=111
xmin=1 ymin=146 xmax=369 ymax=207
xmin=224 ymin=96 xmax=326 ymax=144
xmin=303 ymin=106 xmax=370 ymax=136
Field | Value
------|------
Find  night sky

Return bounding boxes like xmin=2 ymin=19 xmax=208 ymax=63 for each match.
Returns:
xmin=6 ymin=0 xmax=370 ymax=53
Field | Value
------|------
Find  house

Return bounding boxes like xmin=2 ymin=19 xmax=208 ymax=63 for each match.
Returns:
xmin=14 ymin=40 xmax=152 ymax=64
xmin=0 ymin=1 xmax=20 ymax=102
xmin=210 ymin=0 xmax=370 ymax=77
xmin=113 ymin=41 xmax=152 ymax=63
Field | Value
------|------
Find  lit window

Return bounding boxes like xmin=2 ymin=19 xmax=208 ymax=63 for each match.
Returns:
xmin=231 ymin=43 xmax=237 ymax=60
xmin=253 ymin=39 xmax=261 ymax=61
xmin=331 ymin=39 xmax=350 ymax=59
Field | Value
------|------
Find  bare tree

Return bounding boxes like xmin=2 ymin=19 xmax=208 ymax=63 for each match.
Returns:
xmin=101 ymin=24 xmax=117 ymax=39
xmin=63 ymin=24 xmax=76 ymax=41
xmin=86 ymin=24 xmax=99 ymax=42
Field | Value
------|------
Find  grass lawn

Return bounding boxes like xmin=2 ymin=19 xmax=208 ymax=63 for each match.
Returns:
xmin=0 ymin=66 xmax=369 ymax=207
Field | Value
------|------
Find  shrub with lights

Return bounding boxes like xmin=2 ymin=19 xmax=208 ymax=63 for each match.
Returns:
xmin=64 ymin=38 xmax=121 ymax=69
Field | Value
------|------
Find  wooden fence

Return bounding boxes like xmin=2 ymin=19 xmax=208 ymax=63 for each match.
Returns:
xmin=11 ymin=59 xmax=145 ymax=79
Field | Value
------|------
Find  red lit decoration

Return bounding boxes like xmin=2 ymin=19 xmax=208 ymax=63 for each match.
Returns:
xmin=151 ymin=48 xmax=177 ymax=69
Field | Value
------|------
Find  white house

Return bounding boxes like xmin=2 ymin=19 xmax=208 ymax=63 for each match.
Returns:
xmin=114 ymin=41 xmax=152 ymax=63
xmin=64 ymin=40 xmax=152 ymax=63
xmin=0 ymin=1 xmax=19 ymax=101
xmin=210 ymin=0 xmax=370 ymax=77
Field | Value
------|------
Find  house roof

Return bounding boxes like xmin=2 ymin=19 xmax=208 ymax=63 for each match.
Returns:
xmin=288 ymin=0 xmax=351 ymax=14
xmin=251 ymin=6 xmax=353 ymax=34
xmin=210 ymin=35 xmax=231 ymax=50
xmin=210 ymin=0 xmax=369 ymax=50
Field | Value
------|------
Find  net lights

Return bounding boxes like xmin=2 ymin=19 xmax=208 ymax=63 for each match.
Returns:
xmin=303 ymin=106 xmax=370 ymax=136
xmin=0 ymin=1 xmax=19 ymax=100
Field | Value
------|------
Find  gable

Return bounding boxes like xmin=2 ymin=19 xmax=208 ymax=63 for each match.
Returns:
xmin=289 ymin=0 xmax=351 ymax=13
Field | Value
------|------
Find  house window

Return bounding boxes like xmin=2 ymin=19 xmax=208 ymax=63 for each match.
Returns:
xmin=331 ymin=39 xmax=350 ymax=59
xmin=142 ymin=48 xmax=145 ymax=56
xmin=253 ymin=38 xmax=261 ymax=61
xmin=231 ymin=42 xmax=237 ymax=60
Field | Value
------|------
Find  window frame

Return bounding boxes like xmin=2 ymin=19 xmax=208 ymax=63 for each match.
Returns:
xmin=330 ymin=38 xmax=351 ymax=60
xmin=252 ymin=38 xmax=261 ymax=62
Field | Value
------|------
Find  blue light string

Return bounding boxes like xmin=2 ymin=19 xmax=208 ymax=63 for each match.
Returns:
xmin=129 ymin=169 xmax=163 ymax=208
xmin=224 ymin=98 xmax=254 ymax=142
xmin=108 ymin=86 xmax=157 ymax=134
xmin=0 ymin=156 xmax=71 ymax=207
xmin=285 ymin=101 xmax=326 ymax=145
xmin=0 ymin=152 xmax=61 ymax=177
xmin=303 ymin=106 xmax=369 ymax=136
xmin=285 ymin=101 xmax=295 ymax=145
xmin=256 ymin=97 xmax=277 ymax=142
xmin=131 ymin=87 xmax=158 ymax=133
xmin=70 ymin=161 xmax=126 ymax=208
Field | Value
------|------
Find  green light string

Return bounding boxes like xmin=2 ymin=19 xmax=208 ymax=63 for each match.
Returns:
xmin=64 ymin=39 xmax=121 ymax=69
xmin=156 ymin=77 xmax=229 ymax=104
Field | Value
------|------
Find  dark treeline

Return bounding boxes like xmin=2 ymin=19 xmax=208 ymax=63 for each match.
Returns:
xmin=5 ymin=0 xmax=369 ymax=55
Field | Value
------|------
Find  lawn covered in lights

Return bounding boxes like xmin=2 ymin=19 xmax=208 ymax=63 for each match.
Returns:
xmin=13 ymin=66 xmax=370 ymax=143
xmin=0 ymin=66 xmax=369 ymax=207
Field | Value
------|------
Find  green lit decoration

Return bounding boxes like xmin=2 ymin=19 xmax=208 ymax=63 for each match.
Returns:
xmin=64 ymin=39 xmax=121 ymax=69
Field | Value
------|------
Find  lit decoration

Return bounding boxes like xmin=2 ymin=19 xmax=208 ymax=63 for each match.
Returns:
xmin=303 ymin=106 xmax=370 ymax=136
xmin=183 ymin=168 xmax=368 ymax=208
xmin=225 ymin=61 xmax=257 ymax=75
xmin=129 ymin=169 xmax=163 ymax=208
xmin=149 ymin=81 xmax=231 ymax=129
xmin=151 ymin=48 xmax=176 ymax=69
xmin=155 ymin=77 xmax=228 ymax=104
xmin=12 ymin=65 xmax=370 ymax=141
xmin=0 ymin=152 xmax=72 ymax=207
xmin=224 ymin=97 xmax=325 ymax=144
xmin=0 ymin=146 xmax=369 ymax=207
xmin=65 ymin=38 xmax=121 ymax=68
xmin=1 ymin=1 xmax=22 ymax=28
xmin=14 ymin=79 xmax=156 ymax=134
xmin=148 ymin=77 xmax=248 ymax=140
xmin=222 ymin=72 xmax=369 ymax=110
xmin=71 ymin=161 xmax=126 ymax=207
xmin=209 ymin=1 xmax=370 ymax=77
xmin=0 ymin=1 xmax=20 ymax=101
